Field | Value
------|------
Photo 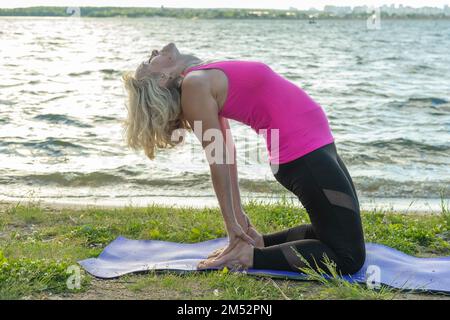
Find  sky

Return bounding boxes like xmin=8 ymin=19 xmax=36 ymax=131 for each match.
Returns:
xmin=1 ymin=0 xmax=450 ymax=10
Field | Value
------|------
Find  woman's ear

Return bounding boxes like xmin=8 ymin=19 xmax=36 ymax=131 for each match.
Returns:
xmin=157 ymin=73 xmax=169 ymax=87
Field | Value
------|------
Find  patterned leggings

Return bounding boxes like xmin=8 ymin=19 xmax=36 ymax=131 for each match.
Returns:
xmin=253 ymin=142 xmax=366 ymax=275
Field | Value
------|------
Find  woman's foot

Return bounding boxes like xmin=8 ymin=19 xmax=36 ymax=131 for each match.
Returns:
xmin=198 ymin=240 xmax=254 ymax=270
xmin=207 ymin=247 xmax=226 ymax=259
xmin=206 ymin=226 xmax=264 ymax=260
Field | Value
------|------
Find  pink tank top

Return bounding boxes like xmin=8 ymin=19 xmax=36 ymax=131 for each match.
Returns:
xmin=182 ymin=60 xmax=334 ymax=165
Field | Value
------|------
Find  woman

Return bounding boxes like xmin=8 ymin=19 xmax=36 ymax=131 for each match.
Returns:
xmin=122 ymin=42 xmax=366 ymax=275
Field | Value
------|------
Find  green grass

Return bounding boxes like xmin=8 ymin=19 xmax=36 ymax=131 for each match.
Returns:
xmin=126 ymin=269 xmax=319 ymax=300
xmin=0 ymin=199 xmax=449 ymax=300
xmin=440 ymin=195 xmax=450 ymax=230
xmin=292 ymin=251 xmax=397 ymax=300
xmin=0 ymin=251 xmax=89 ymax=299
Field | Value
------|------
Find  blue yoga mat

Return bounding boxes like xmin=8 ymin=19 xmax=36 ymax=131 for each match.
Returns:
xmin=79 ymin=236 xmax=450 ymax=293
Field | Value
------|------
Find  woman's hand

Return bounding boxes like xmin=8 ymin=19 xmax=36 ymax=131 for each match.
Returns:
xmin=247 ymin=225 xmax=264 ymax=248
xmin=206 ymin=210 xmax=264 ymax=260
xmin=207 ymin=221 xmax=264 ymax=260
xmin=207 ymin=223 xmax=254 ymax=261
xmin=207 ymin=228 xmax=264 ymax=259
xmin=227 ymin=222 xmax=255 ymax=248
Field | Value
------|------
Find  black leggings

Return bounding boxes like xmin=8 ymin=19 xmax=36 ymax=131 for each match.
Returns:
xmin=253 ymin=142 xmax=366 ymax=275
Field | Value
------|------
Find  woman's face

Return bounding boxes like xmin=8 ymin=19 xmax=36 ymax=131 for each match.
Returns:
xmin=135 ymin=42 xmax=181 ymax=85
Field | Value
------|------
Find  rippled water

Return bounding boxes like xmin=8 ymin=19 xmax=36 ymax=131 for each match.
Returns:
xmin=1 ymin=17 xmax=449 ymax=210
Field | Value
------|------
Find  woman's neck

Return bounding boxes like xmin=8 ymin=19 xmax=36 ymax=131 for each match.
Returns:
xmin=180 ymin=55 xmax=204 ymax=75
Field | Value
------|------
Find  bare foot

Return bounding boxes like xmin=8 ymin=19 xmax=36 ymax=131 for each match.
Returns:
xmin=198 ymin=240 xmax=254 ymax=270
xmin=207 ymin=247 xmax=225 ymax=259
xmin=206 ymin=227 xmax=263 ymax=260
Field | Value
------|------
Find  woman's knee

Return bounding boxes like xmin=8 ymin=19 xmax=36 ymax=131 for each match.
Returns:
xmin=338 ymin=245 xmax=366 ymax=275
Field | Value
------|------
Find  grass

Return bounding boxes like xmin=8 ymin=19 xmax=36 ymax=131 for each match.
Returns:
xmin=125 ymin=269 xmax=320 ymax=300
xmin=440 ymin=195 xmax=450 ymax=230
xmin=0 ymin=251 xmax=88 ymax=299
xmin=0 ymin=198 xmax=449 ymax=300
xmin=292 ymin=251 xmax=398 ymax=300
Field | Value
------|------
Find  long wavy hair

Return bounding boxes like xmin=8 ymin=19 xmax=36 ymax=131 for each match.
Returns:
xmin=122 ymin=59 xmax=214 ymax=159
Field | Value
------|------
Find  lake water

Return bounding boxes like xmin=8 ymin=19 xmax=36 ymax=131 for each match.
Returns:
xmin=1 ymin=17 xmax=449 ymax=211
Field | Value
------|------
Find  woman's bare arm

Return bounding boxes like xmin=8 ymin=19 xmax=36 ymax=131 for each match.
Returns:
xmin=181 ymin=75 xmax=254 ymax=245
xmin=218 ymin=116 xmax=250 ymax=230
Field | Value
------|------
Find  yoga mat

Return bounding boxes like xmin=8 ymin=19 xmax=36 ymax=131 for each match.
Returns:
xmin=79 ymin=237 xmax=450 ymax=293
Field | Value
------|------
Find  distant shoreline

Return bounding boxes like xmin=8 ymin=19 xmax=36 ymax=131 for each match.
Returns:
xmin=1 ymin=6 xmax=450 ymax=20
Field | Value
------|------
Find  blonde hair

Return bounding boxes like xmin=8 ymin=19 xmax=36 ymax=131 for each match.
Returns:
xmin=122 ymin=59 xmax=214 ymax=159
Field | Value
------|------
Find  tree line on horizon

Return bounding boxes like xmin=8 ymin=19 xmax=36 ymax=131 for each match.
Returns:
xmin=0 ymin=6 xmax=449 ymax=19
